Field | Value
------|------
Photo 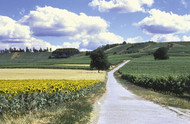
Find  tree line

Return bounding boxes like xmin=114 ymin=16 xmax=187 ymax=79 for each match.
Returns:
xmin=0 ymin=47 xmax=52 ymax=53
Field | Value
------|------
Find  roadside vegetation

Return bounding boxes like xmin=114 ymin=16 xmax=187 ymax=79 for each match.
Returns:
xmin=0 ymin=74 xmax=106 ymax=123
xmin=115 ymin=72 xmax=190 ymax=109
xmin=117 ymin=50 xmax=190 ymax=109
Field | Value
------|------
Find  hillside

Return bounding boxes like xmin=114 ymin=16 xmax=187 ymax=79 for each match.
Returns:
xmin=104 ymin=41 xmax=190 ymax=56
xmin=0 ymin=41 xmax=190 ymax=68
xmin=0 ymin=52 xmax=90 ymax=69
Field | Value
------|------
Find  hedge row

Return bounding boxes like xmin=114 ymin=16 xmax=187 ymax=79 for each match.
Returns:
xmin=121 ymin=74 xmax=190 ymax=95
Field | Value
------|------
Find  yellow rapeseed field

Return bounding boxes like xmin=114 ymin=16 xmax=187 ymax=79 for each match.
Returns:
xmin=0 ymin=69 xmax=106 ymax=81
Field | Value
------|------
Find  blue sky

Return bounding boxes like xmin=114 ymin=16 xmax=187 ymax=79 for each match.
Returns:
xmin=0 ymin=0 xmax=190 ymax=50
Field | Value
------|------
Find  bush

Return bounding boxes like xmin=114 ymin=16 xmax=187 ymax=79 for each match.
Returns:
xmin=153 ymin=47 xmax=169 ymax=60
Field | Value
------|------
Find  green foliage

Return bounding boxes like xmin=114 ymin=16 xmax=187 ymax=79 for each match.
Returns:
xmin=119 ymin=56 xmax=190 ymax=95
xmin=153 ymin=47 xmax=169 ymax=60
xmin=0 ymin=83 xmax=101 ymax=119
xmin=50 ymin=48 xmax=79 ymax=59
xmin=121 ymin=74 xmax=189 ymax=95
xmin=119 ymin=56 xmax=190 ymax=77
xmin=90 ymin=49 xmax=110 ymax=72
xmin=56 ymin=82 xmax=105 ymax=124
xmin=115 ymin=73 xmax=190 ymax=109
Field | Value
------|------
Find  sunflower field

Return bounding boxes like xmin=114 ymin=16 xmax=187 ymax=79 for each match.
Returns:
xmin=0 ymin=79 xmax=101 ymax=117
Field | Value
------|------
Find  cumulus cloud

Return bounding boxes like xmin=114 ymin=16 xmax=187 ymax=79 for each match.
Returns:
xmin=0 ymin=16 xmax=31 ymax=41
xmin=0 ymin=15 xmax=57 ymax=50
xmin=182 ymin=35 xmax=190 ymax=41
xmin=62 ymin=42 xmax=80 ymax=49
xmin=24 ymin=38 xmax=59 ymax=50
xmin=136 ymin=9 xmax=190 ymax=35
xmin=19 ymin=6 xmax=123 ymax=50
xmin=72 ymin=32 xmax=123 ymax=50
xmin=125 ymin=36 xmax=143 ymax=43
xmin=151 ymin=34 xmax=181 ymax=42
xmin=89 ymin=0 xmax=154 ymax=13
xmin=19 ymin=6 xmax=108 ymax=37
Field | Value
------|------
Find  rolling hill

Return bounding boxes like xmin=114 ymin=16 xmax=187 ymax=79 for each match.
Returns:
xmin=0 ymin=41 xmax=190 ymax=68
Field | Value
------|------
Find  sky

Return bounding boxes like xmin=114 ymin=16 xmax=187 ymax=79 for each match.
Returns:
xmin=1 ymin=0 xmax=190 ymax=51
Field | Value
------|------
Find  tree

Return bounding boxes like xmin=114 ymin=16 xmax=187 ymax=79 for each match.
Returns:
xmin=153 ymin=47 xmax=169 ymax=60
xmin=123 ymin=41 xmax=126 ymax=44
xmin=90 ymin=49 xmax=110 ymax=72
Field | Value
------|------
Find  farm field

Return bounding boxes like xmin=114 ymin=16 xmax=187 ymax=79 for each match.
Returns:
xmin=0 ymin=69 xmax=106 ymax=80
xmin=0 ymin=52 xmax=91 ymax=69
xmin=0 ymin=69 xmax=107 ymax=123
xmin=119 ymin=56 xmax=190 ymax=77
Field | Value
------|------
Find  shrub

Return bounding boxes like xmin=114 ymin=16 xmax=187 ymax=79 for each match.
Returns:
xmin=153 ymin=47 xmax=169 ymax=60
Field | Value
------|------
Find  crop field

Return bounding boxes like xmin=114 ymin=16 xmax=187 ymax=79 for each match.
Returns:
xmin=0 ymin=69 xmax=106 ymax=123
xmin=119 ymin=56 xmax=190 ymax=95
xmin=0 ymin=69 xmax=106 ymax=81
xmin=0 ymin=52 xmax=91 ymax=69
xmin=119 ymin=56 xmax=190 ymax=77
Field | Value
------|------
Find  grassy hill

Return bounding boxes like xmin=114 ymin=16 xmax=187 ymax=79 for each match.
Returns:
xmin=0 ymin=52 xmax=90 ymax=69
xmin=0 ymin=41 xmax=190 ymax=68
xmin=104 ymin=41 xmax=190 ymax=56
xmin=104 ymin=41 xmax=190 ymax=65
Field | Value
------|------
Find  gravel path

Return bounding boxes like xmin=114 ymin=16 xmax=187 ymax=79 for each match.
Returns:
xmin=91 ymin=60 xmax=190 ymax=124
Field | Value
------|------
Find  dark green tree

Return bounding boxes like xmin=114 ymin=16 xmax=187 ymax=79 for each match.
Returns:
xmin=153 ymin=47 xmax=169 ymax=60
xmin=123 ymin=41 xmax=126 ymax=44
xmin=90 ymin=49 xmax=110 ymax=72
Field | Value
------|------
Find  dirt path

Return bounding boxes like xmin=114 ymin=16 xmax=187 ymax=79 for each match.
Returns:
xmin=91 ymin=60 xmax=190 ymax=124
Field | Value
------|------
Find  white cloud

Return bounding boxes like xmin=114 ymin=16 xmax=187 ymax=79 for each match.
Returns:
xmin=136 ymin=9 xmax=190 ymax=35
xmin=0 ymin=16 xmax=31 ymax=41
xmin=19 ymin=6 xmax=108 ymax=37
xmin=89 ymin=0 xmax=154 ymax=13
xmin=151 ymin=34 xmax=181 ymax=42
xmin=24 ymin=38 xmax=59 ymax=50
xmin=62 ymin=42 xmax=80 ymax=49
xmin=0 ymin=15 xmax=57 ymax=50
xmin=125 ymin=36 xmax=143 ymax=43
xmin=75 ymin=32 xmax=124 ymax=50
xmin=19 ymin=6 xmax=124 ymax=50
xmin=182 ymin=35 xmax=190 ymax=41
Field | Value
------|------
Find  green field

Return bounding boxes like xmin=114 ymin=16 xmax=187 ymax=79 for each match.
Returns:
xmin=0 ymin=41 xmax=190 ymax=70
xmin=119 ymin=56 xmax=190 ymax=77
xmin=0 ymin=52 xmax=91 ymax=69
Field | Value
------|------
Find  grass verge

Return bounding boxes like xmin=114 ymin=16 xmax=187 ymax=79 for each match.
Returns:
xmin=115 ymin=72 xmax=190 ymax=110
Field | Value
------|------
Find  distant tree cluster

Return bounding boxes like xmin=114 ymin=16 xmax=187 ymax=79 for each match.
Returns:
xmin=49 ymin=48 xmax=79 ymax=59
xmin=0 ymin=47 xmax=52 ymax=53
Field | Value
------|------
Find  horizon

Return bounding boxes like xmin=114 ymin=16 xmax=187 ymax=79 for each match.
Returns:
xmin=1 ymin=0 xmax=190 ymax=51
